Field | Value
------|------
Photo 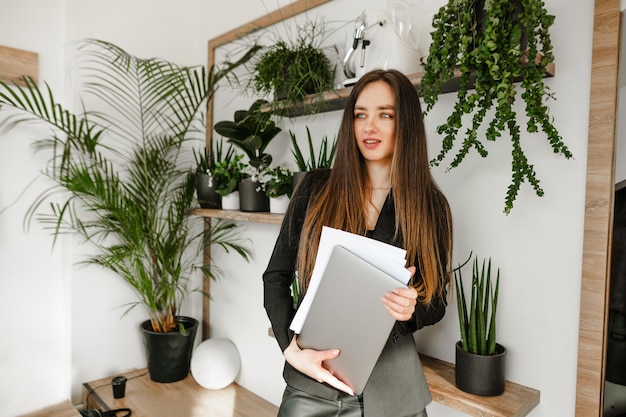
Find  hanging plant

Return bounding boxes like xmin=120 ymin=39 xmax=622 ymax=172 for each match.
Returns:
xmin=420 ymin=0 xmax=572 ymax=214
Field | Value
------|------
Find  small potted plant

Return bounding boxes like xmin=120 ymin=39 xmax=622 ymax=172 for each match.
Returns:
xmin=212 ymin=153 xmax=249 ymax=210
xmin=251 ymin=18 xmax=334 ymax=114
xmin=290 ymin=126 xmax=337 ymax=189
xmin=454 ymin=253 xmax=505 ymax=396
xmin=264 ymin=165 xmax=294 ymax=214
xmin=419 ymin=0 xmax=572 ymax=214
xmin=214 ymin=99 xmax=282 ymax=212
xmin=194 ymin=139 xmax=236 ymax=209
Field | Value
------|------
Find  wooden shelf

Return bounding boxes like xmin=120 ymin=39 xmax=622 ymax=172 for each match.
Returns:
xmin=82 ymin=368 xmax=278 ymax=417
xmin=266 ymin=59 xmax=556 ymax=118
xmin=420 ymin=354 xmax=540 ymax=417
xmin=0 ymin=45 xmax=39 ymax=86
xmin=17 ymin=400 xmax=81 ymax=417
xmin=192 ymin=208 xmax=284 ymax=225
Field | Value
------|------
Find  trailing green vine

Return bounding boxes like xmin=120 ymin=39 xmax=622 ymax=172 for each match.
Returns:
xmin=420 ymin=0 xmax=572 ymax=213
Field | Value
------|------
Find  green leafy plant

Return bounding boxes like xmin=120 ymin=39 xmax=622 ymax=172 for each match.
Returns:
xmin=251 ymin=18 xmax=334 ymax=113
xmin=213 ymin=99 xmax=282 ymax=176
xmin=290 ymin=126 xmax=337 ymax=171
xmin=264 ymin=165 xmax=294 ymax=198
xmin=454 ymin=254 xmax=500 ymax=355
xmin=193 ymin=139 xmax=234 ymax=175
xmin=420 ymin=0 xmax=572 ymax=214
xmin=212 ymin=153 xmax=249 ymax=196
xmin=0 ymin=39 xmax=258 ymax=333
xmin=194 ymin=139 xmax=247 ymax=197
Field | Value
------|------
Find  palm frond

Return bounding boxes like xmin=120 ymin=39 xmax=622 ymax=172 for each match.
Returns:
xmin=0 ymin=38 xmax=259 ymax=332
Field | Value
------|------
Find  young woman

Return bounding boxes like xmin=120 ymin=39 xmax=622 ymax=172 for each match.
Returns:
xmin=263 ymin=69 xmax=453 ymax=417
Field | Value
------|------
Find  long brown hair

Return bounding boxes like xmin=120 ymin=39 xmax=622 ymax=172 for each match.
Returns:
xmin=296 ymin=69 xmax=453 ymax=304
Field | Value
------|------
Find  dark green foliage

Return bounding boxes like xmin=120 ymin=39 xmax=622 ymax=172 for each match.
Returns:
xmin=264 ymin=166 xmax=293 ymax=198
xmin=251 ymin=20 xmax=333 ymax=113
xmin=290 ymin=126 xmax=337 ymax=171
xmin=455 ymin=255 xmax=500 ymax=355
xmin=212 ymin=154 xmax=249 ymax=196
xmin=213 ymin=99 xmax=281 ymax=175
xmin=194 ymin=140 xmax=247 ymax=196
xmin=420 ymin=0 xmax=572 ymax=214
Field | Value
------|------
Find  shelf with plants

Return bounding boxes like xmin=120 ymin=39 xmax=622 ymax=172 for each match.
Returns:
xmin=263 ymin=56 xmax=555 ymax=118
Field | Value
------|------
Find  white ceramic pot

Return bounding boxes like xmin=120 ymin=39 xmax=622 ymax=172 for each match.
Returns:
xmin=269 ymin=195 xmax=290 ymax=214
xmin=221 ymin=191 xmax=240 ymax=210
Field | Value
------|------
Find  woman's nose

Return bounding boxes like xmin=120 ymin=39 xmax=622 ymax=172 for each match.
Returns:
xmin=364 ymin=118 xmax=377 ymax=133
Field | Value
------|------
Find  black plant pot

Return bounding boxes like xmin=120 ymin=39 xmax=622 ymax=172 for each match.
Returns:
xmin=195 ymin=173 xmax=221 ymax=209
xmin=292 ymin=171 xmax=307 ymax=191
xmin=140 ymin=316 xmax=198 ymax=383
xmin=455 ymin=341 xmax=506 ymax=396
xmin=238 ymin=179 xmax=269 ymax=212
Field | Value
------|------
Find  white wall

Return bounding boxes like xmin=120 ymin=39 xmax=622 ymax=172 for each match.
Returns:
xmin=0 ymin=0 xmax=595 ymax=416
xmin=0 ymin=1 xmax=71 ymax=415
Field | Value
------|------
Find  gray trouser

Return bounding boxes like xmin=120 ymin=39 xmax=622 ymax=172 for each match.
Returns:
xmin=277 ymin=384 xmax=428 ymax=417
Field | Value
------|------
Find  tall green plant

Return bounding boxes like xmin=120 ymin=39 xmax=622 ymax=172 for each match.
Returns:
xmin=290 ymin=126 xmax=337 ymax=171
xmin=0 ymin=39 xmax=259 ymax=333
xmin=454 ymin=255 xmax=500 ymax=355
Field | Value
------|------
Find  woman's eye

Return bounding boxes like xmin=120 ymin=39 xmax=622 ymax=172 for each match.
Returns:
xmin=355 ymin=113 xmax=366 ymax=119
xmin=381 ymin=112 xmax=393 ymax=119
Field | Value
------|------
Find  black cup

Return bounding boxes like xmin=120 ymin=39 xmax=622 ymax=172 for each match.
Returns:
xmin=111 ymin=376 xmax=127 ymax=399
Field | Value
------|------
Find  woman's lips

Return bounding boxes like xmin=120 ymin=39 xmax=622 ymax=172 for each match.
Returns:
xmin=363 ymin=138 xmax=381 ymax=148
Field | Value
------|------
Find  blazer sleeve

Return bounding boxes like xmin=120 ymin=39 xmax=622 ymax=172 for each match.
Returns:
xmin=262 ymin=170 xmax=328 ymax=352
xmin=393 ymin=281 xmax=447 ymax=336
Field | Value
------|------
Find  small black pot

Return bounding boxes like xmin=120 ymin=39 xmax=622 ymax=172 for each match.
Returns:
xmin=195 ymin=173 xmax=221 ymax=209
xmin=292 ymin=171 xmax=307 ymax=191
xmin=140 ymin=316 xmax=198 ymax=383
xmin=238 ymin=178 xmax=269 ymax=212
xmin=455 ymin=341 xmax=506 ymax=396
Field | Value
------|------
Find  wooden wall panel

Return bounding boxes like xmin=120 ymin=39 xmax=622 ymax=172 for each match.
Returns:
xmin=0 ymin=45 xmax=38 ymax=86
xmin=577 ymin=0 xmax=620 ymax=415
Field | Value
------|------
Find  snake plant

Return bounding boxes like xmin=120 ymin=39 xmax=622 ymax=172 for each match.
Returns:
xmin=455 ymin=255 xmax=500 ymax=355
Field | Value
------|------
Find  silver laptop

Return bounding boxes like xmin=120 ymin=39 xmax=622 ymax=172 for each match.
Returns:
xmin=297 ymin=244 xmax=408 ymax=395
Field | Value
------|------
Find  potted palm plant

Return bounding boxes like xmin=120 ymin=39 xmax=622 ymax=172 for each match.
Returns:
xmin=213 ymin=99 xmax=282 ymax=212
xmin=419 ymin=0 xmax=572 ymax=214
xmin=454 ymin=254 xmax=505 ymax=396
xmin=0 ymin=38 xmax=257 ymax=383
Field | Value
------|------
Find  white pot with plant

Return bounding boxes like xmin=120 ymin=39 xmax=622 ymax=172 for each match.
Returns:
xmin=265 ymin=165 xmax=294 ymax=214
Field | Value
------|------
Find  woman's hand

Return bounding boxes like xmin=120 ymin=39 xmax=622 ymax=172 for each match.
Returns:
xmin=283 ymin=336 xmax=355 ymax=396
xmin=382 ymin=266 xmax=418 ymax=321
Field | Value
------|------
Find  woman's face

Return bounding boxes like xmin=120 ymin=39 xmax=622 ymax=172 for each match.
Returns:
xmin=353 ymin=80 xmax=396 ymax=166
